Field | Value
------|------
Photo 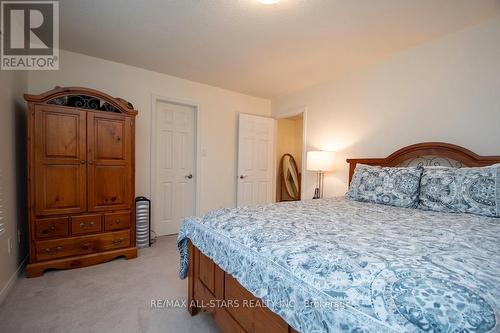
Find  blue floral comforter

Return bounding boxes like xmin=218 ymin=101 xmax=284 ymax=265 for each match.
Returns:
xmin=177 ymin=197 xmax=499 ymax=333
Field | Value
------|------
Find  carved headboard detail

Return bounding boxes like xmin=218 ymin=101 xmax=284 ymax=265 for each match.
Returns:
xmin=398 ymin=155 xmax=463 ymax=168
xmin=346 ymin=142 xmax=500 ymax=184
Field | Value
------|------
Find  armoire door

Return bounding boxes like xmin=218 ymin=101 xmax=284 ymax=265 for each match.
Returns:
xmin=34 ymin=105 xmax=87 ymax=216
xmin=87 ymin=112 xmax=132 ymax=212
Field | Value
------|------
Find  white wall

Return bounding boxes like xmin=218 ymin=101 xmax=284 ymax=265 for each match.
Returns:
xmin=276 ymin=116 xmax=303 ymax=173
xmin=0 ymin=70 xmax=28 ymax=304
xmin=28 ymin=50 xmax=271 ymax=216
xmin=273 ymin=19 xmax=500 ymax=198
xmin=276 ymin=116 xmax=303 ymax=200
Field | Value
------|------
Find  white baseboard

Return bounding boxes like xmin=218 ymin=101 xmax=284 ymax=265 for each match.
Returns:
xmin=0 ymin=257 xmax=27 ymax=306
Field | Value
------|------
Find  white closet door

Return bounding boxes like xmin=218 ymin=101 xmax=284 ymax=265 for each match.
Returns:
xmin=237 ymin=113 xmax=275 ymax=207
xmin=153 ymin=100 xmax=195 ymax=235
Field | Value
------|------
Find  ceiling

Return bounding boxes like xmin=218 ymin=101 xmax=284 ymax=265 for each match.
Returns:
xmin=60 ymin=0 xmax=500 ymax=99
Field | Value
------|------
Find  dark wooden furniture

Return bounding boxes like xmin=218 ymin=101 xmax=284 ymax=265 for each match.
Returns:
xmin=347 ymin=142 xmax=500 ymax=184
xmin=188 ymin=243 xmax=299 ymax=333
xmin=25 ymin=87 xmax=138 ymax=277
xmin=188 ymin=142 xmax=500 ymax=333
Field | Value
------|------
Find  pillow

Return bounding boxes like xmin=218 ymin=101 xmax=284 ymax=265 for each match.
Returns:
xmin=418 ymin=164 xmax=500 ymax=217
xmin=347 ymin=164 xmax=423 ymax=208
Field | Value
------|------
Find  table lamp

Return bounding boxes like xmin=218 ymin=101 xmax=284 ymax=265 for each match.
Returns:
xmin=306 ymin=151 xmax=335 ymax=199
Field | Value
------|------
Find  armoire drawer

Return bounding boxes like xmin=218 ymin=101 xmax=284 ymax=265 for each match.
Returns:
xmin=104 ymin=212 xmax=130 ymax=231
xmin=35 ymin=217 xmax=69 ymax=239
xmin=97 ymin=230 xmax=131 ymax=251
xmin=36 ymin=230 xmax=131 ymax=261
xmin=71 ymin=214 xmax=102 ymax=235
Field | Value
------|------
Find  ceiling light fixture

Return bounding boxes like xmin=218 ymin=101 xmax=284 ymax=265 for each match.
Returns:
xmin=258 ymin=0 xmax=280 ymax=4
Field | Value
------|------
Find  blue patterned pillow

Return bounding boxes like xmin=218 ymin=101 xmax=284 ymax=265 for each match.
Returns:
xmin=347 ymin=164 xmax=423 ymax=208
xmin=418 ymin=165 xmax=500 ymax=217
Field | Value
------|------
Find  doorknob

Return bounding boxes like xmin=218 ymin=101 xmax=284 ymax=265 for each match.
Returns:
xmin=185 ymin=174 xmax=193 ymax=179
xmin=239 ymin=175 xmax=247 ymax=179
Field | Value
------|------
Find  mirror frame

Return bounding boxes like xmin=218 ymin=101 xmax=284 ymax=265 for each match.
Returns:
xmin=280 ymin=153 xmax=300 ymax=200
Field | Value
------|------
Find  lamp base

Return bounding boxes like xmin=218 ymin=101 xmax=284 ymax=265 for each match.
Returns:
xmin=312 ymin=187 xmax=320 ymax=199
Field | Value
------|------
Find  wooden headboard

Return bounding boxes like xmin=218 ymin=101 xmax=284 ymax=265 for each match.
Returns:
xmin=346 ymin=142 xmax=500 ymax=184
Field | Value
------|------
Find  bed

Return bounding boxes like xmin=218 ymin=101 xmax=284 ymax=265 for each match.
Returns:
xmin=177 ymin=142 xmax=500 ymax=333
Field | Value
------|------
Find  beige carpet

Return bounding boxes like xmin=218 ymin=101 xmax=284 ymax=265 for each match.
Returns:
xmin=0 ymin=235 xmax=219 ymax=333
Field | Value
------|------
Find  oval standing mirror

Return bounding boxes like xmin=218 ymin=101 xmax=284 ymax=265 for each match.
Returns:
xmin=280 ymin=154 xmax=300 ymax=200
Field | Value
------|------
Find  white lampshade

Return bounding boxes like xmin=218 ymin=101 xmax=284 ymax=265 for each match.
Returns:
xmin=306 ymin=151 xmax=335 ymax=172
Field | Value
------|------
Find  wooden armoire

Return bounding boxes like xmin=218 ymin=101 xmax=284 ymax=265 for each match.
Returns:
xmin=25 ymin=87 xmax=138 ymax=277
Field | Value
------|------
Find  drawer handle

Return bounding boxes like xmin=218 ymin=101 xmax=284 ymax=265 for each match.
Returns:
xmin=45 ymin=246 xmax=63 ymax=255
xmin=111 ymin=238 xmax=124 ymax=245
xmin=80 ymin=242 xmax=92 ymax=251
xmin=42 ymin=224 xmax=57 ymax=235
xmin=79 ymin=221 xmax=95 ymax=229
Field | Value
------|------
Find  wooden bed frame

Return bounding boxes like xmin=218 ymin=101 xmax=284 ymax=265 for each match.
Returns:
xmin=188 ymin=142 xmax=500 ymax=333
xmin=346 ymin=142 xmax=500 ymax=184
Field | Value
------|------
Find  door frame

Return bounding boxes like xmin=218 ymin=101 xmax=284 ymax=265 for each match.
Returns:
xmin=150 ymin=94 xmax=201 ymax=235
xmin=274 ymin=106 xmax=308 ymax=200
